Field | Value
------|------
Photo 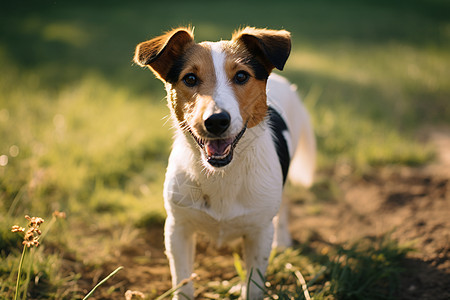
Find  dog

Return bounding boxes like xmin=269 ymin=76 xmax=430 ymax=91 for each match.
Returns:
xmin=134 ymin=27 xmax=316 ymax=299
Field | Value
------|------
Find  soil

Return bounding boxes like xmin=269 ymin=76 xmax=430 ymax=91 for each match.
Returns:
xmin=77 ymin=128 xmax=450 ymax=300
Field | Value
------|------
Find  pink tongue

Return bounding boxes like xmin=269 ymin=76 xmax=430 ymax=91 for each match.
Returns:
xmin=205 ymin=139 xmax=233 ymax=157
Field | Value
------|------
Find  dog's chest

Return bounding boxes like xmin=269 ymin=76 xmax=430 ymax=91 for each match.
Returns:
xmin=166 ymin=169 xmax=277 ymax=215
xmin=164 ymin=124 xmax=285 ymax=244
xmin=166 ymin=173 xmax=279 ymax=244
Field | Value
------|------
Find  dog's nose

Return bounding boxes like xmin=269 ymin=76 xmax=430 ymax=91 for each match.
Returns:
xmin=204 ymin=110 xmax=231 ymax=136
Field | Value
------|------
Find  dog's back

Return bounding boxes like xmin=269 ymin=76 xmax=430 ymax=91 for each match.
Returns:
xmin=267 ymin=73 xmax=316 ymax=187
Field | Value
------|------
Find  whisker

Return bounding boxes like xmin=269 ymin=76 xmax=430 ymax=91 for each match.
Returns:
xmin=161 ymin=114 xmax=172 ymax=127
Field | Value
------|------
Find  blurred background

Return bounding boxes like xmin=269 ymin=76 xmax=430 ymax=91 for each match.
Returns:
xmin=0 ymin=0 xmax=449 ymax=299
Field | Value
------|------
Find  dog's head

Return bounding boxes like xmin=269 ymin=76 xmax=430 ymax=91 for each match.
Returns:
xmin=134 ymin=27 xmax=291 ymax=169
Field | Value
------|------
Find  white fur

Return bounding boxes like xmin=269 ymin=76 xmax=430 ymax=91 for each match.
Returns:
xmin=207 ymin=41 xmax=244 ymax=136
xmin=164 ymin=72 xmax=315 ymax=299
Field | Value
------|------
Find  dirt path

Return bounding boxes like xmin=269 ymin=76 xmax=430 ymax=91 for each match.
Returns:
xmin=81 ymin=129 xmax=450 ymax=299
xmin=289 ymin=128 xmax=450 ymax=299
xmin=290 ymin=165 xmax=450 ymax=299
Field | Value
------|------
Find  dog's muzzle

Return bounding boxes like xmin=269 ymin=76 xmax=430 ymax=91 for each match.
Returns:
xmin=188 ymin=125 xmax=247 ymax=168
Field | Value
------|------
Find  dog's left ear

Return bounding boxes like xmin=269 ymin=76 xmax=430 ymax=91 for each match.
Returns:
xmin=232 ymin=27 xmax=291 ymax=72
xmin=134 ymin=27 xmax=195 ymax=82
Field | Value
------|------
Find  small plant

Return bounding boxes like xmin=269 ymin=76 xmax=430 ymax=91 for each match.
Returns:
xmin=9 ymin=211 xmax=68 ymax=300
xmin=10 ymin=212 xmax=125 ymax=299
xmin=11 ymin=215 xmax=45 ymax=300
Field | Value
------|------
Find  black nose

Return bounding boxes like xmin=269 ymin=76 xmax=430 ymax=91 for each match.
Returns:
xmin=204 ymin=110 xmax=231 ymax=136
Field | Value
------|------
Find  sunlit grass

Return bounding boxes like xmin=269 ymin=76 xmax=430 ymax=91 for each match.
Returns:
xmin=196 ymin=235 xmax=409 ymax=299
xmin=0 ymin=68 xmax=170 ymax=297
xmin=1 ymin=68 xmax=170 ymax=219
xmin=286 ymin=40 xmax=445 ymax=170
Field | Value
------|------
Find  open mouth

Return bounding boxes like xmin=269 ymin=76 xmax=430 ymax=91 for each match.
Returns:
xmin=188 ymin=126 xmax=247 ymax=168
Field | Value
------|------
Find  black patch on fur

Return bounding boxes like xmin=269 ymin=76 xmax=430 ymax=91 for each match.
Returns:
xmin=243 ymin=57 xmax=269 ymax=80
xmin=268 ymin=106 xmax=290 ymax=184
xmin=165 ymin=56 xmax=187 ymax=84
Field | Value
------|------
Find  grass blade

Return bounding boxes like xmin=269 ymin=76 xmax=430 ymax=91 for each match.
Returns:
xmin=82 ymin=266 xmax=123 ymax=300
xmin=154 ymin=273 xmax=197 ymax=300
xmin=294 ymin=269 xmax=311 ymax=300
xmin=233 ymin=252 xmax=246 ymax=281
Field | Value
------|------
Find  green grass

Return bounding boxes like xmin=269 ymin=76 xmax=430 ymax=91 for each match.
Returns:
xmin=204 ymin=235 xmax=409 ymax=299
xmin=1 ymin=0 xmax=449 ymax=298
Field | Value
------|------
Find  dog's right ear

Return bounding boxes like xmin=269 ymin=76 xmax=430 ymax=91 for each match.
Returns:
xmin=134 ymin=28 xmax=194 ymax=82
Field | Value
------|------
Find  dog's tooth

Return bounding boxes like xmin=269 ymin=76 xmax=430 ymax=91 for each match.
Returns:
xmin=224 ymin=144 xmax=231 ymax=155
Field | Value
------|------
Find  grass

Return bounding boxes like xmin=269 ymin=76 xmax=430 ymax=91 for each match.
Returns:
xmin=8 ymin=214 xmax=123 ymax=300
xmin=203 ymin=235 xmax=409 ymax=299
xmin=0 ymin=0 xmax=449 ymax=298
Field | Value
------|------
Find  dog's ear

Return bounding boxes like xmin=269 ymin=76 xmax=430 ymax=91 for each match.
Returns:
xmin=232 ymin=27 xmax=291 ymax=72
xmin=134 ymin=27 xmax=194 ymax=82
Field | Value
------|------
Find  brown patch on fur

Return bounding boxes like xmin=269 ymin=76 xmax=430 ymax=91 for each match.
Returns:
xmin=236 ymin=79 xmax=268 ymax=128
xmin=165 ymin=43 xmax=217 ymax=134
xmin=224 ymin=47 xmax=268 ymax=128
xmin=134 ymin=27 xmax=194 ymax=81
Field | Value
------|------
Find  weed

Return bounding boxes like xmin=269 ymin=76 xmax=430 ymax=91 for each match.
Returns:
xmin=11 ymin=215 xmax=44 ymax=300
xmin=9 ymin=213 xmax=124 ymax=300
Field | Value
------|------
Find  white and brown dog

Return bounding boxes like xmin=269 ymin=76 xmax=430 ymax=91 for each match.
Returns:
xmin=134 ymin=27 xmax=316 ymax=299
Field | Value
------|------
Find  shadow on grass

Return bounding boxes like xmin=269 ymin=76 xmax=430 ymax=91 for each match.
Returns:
xmin=0 ymin=0 xmax=448 ymax=95
xmin=272 ymin=234 xmax=449 ymax=300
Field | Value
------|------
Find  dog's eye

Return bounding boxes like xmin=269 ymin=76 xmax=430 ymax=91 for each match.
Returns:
xmin=234 ymin=71 xmax=250 ymax=85
xmin=183 ymin=73 xmax=198 ymax=87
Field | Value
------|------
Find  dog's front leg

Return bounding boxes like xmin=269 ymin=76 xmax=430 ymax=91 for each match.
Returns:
xmin=164 ymin=215 xmax=196 ymax=299
xmin=242 ymin=223 xmax=274 ymax=300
